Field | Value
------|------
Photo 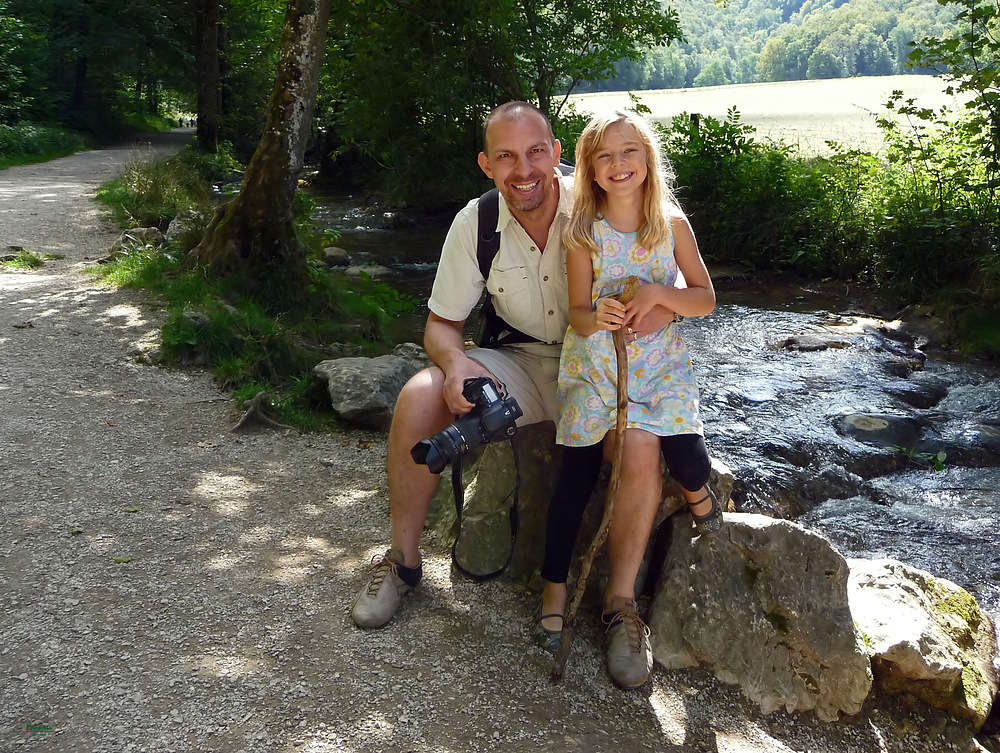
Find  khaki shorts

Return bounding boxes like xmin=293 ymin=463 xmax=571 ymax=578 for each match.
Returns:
xmin=466 ymin=342 xmax=562 ymax=426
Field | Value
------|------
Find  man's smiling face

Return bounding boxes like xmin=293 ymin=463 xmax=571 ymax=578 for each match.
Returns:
xmin=478 ymin=111 xmax=561 ymax=215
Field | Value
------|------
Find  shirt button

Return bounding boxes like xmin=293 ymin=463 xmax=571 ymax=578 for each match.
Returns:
xmin=543 ymin=275 xmax=549 ymax=281
xmin=530 ymin=246 xmax=537 ymax=252
xmin=548 ymin=310 xmax=554 ymax=315
xmin=498 ymin=287 xmax=504 ymax=293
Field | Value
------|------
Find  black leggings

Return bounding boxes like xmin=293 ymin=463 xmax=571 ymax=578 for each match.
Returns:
xmin=539 ymin=433 xmax=711 ymax=584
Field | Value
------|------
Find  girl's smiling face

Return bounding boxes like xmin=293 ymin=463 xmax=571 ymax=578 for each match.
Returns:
xmin=591 ymin=122 xmax=648 ymax=201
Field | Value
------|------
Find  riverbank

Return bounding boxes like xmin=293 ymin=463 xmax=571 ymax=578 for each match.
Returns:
xmin=1 ymin=136 xmax=995 ymax=752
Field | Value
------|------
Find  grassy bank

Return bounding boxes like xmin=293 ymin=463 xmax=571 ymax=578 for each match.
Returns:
xmin=92 ymin=146 xmax=414 ymax=428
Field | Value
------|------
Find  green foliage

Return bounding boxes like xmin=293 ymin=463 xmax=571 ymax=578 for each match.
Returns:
xmin=0 ymin=123 xmax=85 ymax=166
xmin=324 ymin=0 xmax=682 ymax=206
xmin=889 ymin=445 xmax=948 ymax=470
xmin=91 ymin=146 xmax=416 ymax=427
xmin=583 ymin=0 xmax=956 ymax=91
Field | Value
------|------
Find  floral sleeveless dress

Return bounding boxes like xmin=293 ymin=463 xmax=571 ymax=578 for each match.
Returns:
xmin=556 ymin=217 xmax=703 ymax=447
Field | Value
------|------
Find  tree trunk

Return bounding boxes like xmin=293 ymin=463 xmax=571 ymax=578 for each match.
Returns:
xmin=189 ymin=0 xmax=333 ymax=288
xmin=196 ymin=0 xmax=221 ymax=152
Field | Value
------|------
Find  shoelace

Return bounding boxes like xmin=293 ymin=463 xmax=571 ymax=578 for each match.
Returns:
xmin=603 ymin=608 xmax=650 ymax=654
xmin=365 ymin=555 xmax=400 ymax=596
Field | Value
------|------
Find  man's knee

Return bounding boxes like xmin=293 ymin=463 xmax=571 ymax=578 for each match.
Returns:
xmin=390 ymin=366 xmax=451 ymax=441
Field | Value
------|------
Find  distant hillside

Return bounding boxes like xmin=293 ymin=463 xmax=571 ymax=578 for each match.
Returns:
xmin=576 ymin=0 xmax=957 ymax=92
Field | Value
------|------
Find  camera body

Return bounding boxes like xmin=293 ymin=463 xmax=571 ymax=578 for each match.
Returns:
xmin=410 ymin=377 xmax=523 ymax=474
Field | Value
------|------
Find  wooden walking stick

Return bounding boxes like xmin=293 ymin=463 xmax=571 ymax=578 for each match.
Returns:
xmin=552 ymin=275 xmax=640 ymax=683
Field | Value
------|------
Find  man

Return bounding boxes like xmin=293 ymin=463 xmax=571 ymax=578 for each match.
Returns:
xmin=351 ymin=101 xmax=671 ymax=687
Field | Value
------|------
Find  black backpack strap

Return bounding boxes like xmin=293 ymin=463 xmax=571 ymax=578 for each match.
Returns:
xmin=450 ymin=433 xmax=521 ymax=582
xmin=476 ymin=187 xmax=501 ymax=280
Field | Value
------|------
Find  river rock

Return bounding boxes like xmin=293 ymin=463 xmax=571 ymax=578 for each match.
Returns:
xmin=426 ymin=422 xmax=733 ymax=589
xmin=777 ymin=334 xmax=848 ymax=351
xmin=848 ymin=558 xmax=999 ymax=728
xmin=648 ymin=513 xmax=872 ymax=722
xmin=313 ymin=342 xmax=429 ymax=430
xmin=833 ymin=412 xmax=923 ymax=450
xmin=323 ymin=246 xmax=350 ymax=266
xmin=345 ymin=264 xmax=393 ymax=279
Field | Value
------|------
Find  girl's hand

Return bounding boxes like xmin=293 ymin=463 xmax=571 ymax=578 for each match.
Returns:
xmin=623 ymin=284 xmax=663 ymax=331
xmin=594 ymin=297 xmax=626 ymax=331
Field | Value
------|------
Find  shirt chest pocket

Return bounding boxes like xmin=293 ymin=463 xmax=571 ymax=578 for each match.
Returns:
xmin=487 ymin=264 xmax=536 ymax=324
xmin=487 ymin=264 xmax=530 ymax=300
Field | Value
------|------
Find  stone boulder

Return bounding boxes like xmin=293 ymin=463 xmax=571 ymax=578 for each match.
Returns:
xmin=426 ymin=422 xmax=732 ymax=590
xmin=323 ymin=246 xmax=351 ymax=266
xmin=849 ymin=558 xmax=999 ymax=728
xmin=109 ymin=227 xmax=164 ymax=257
xmin=313 ymin=342 xmax=429 ymax=431
xmin=649 ymin=513 xmax=873 ymax=722
xmin=164 ymin=210 xmax=207 ymax=251
xmin=345 ymin=264 xmax=393 ymax=279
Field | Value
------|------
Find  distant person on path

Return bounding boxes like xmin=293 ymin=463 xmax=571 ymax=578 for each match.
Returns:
xmin=349 ymin=102 xmax=678 ymax=631
xmin=536 ymin=110 xmax=721 ymax=689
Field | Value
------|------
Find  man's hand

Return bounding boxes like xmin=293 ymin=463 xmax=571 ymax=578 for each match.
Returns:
xmin=441 ymin=357 xmax=496 ymax=416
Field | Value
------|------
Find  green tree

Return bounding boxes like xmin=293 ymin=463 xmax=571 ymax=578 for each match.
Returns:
xmin=693 ymin=59 xmax=731 ymax=86
xmin=807 ymin=47 xmax=846 ymax=78
xmin=324 ymin=0 xmax=682 ymax=205
xmin=908 ymin=0 xmax=1000 ymax=193
xmin=191 ymin=0 xmax=332 ymax=282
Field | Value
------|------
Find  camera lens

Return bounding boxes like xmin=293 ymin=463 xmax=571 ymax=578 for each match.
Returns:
xmin=410 ymin=438 xmax=446 ymax=474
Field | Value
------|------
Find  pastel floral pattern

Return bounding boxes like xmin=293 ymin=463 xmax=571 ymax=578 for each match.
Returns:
xmin=556 ymin=217 xmax=703 ymax=446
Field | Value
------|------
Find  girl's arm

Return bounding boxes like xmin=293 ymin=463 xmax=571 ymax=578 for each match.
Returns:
xmin=625 ymin=213 xmax=715 ymax=329
xmin=567 ymin=243 xmax=625 ymax=337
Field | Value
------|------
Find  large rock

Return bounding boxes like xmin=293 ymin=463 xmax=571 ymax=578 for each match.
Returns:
xmin=313 ymin=343 xmax=429 ymax=430
xmin=849 ymin=558 xmax=999 ymax=728
xmin=164 ymin=210 xmax=207 ymax=251
xmin=426 ymin=422 xmax=732 ymax=589
xmin=649 ymin=513 xmax=872 ymax=721
xmin=109 ymin=226 xmax=164 ymax=257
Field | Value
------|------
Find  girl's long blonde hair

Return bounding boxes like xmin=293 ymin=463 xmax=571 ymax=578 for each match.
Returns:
xmin=563 ymin=110 xmax=681 ymax=257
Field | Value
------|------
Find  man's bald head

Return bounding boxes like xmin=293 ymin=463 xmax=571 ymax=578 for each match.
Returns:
xmin=482 ymin=101 xmax=556 ymax=154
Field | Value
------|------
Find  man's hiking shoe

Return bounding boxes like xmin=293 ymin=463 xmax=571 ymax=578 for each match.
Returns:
xmin=351 ymin=548 xmax=421 ymax=629
xmin=602 ymin=598 xmax=653 ymax=689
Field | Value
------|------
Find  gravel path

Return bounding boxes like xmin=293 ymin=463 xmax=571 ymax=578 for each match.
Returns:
xmin=0 ymin=133 xmax=988 ymax=752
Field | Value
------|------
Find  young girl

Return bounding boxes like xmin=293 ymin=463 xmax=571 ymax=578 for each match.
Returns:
xmin=536 ymin=111 xmax=721 ymax=689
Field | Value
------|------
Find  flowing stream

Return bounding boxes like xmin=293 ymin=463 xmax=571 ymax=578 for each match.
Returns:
xmin=312 ymin=190 xmax=1000 ymax=630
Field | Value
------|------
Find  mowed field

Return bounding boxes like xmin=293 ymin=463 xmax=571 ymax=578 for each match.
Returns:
xmin=568 ymin=74 xmax=972 ymax=154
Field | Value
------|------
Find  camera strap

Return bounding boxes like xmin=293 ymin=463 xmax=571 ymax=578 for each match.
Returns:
xmin=449 ymin=433 xmax=521 ymax=582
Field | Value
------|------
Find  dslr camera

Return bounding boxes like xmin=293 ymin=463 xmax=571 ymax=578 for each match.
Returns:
xmin=410 ymin=377 xmax=523 ymax=474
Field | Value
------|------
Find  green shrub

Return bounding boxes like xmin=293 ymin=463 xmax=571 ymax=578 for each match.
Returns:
xmin=0 ymin=123 xmax=85 ymax=167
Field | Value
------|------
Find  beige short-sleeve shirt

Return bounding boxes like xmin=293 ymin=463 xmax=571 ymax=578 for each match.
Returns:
xmin=428 ymin=173 xmax=573 ymax=345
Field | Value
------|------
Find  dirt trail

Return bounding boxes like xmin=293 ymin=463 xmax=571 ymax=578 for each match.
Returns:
xmin=0 ymin=132 xmax=980 ymax=752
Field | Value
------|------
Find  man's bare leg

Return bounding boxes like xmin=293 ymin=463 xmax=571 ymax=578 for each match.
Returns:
xmin=351 ymin=366 xmax=455 ymax=629
xmin=386 ymin=366 xmax=454 ymax=568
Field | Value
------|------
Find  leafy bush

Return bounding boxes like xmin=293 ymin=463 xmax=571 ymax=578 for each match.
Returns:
xmin=0 ymin=123 xmax=85 ymax=166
